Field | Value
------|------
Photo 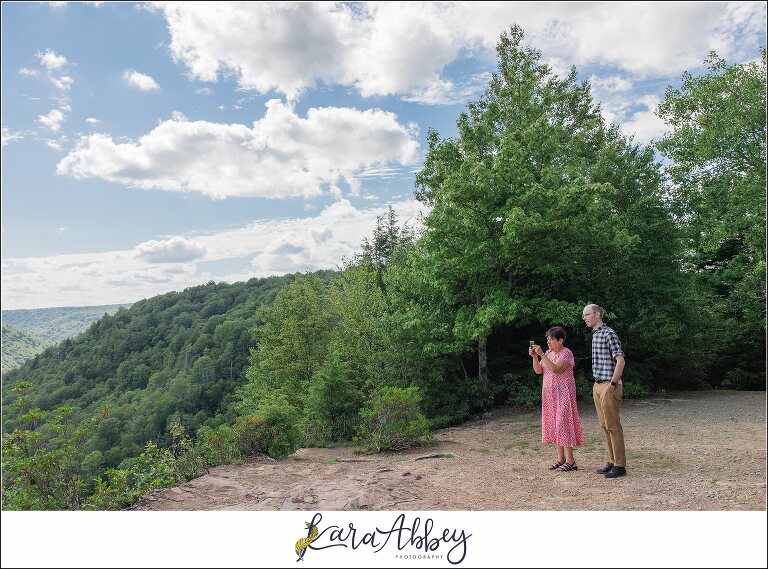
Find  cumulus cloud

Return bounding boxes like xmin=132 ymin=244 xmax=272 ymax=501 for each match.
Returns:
xmin=56 ymin=100 xmax=419 ymax=199
xmin=36 ymin=49 xmax=67 ymax=70
xmin=152 ymin=2 xmax=766 ymax=103
xmin=122 ymin=69 xmax=160 ymax=91
xmin=147 ymin=2 xmax=765 ymax=104
xmin=38 ymin=109 xmax=65 ymax=132
xmin=19 ymin=67 xmax=39 ymax=76
xmin=153 ymin=2 xmax=479 ymax=102
xmin=85 ymin=117 xmax=101 ymax=124
xmin=1 ymin=198 xmax=427 ymax=309
xmin=135 ymin=236 xmax=206 ymax=263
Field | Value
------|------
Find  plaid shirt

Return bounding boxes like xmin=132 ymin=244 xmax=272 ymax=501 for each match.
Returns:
xmin=591 ymin=324 xmax=624 ymax=381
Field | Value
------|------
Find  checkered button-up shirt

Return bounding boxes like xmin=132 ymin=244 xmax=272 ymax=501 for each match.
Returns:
xmin=591 ymin=324 xmax=624 ymax=381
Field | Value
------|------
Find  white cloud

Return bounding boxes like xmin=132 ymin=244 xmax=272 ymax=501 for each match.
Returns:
xmin=45 ymin=139 xmax=63 ymax=150
xmin=57 ymin=100 xmax=419 ymax=199
xmin=122 ymin=69 xmax=160 ymax=91
xmin=153 ymin=2 xmax=766 ymax=104
xmin=1 ymin=199 xmax=427 ymax=309
xmin=19 ymin=67 xmax=39 ymax=77
xmin=85 ymin=117 xmax=101 ymax=124
xmin=2 ymin=127 xmax=24 ymax=146
xmin=620 ymin=95 xmax=669 ymax=146
xmin=135 ymin=236 xmax=206 ymax=263
xmin=36 ymin=49 xmax=67 ymax=70
xmin=38 ymin=109 xmax=65 ymax=132
xmin=55 ymin=227 xmax=67 ymax=234
xmin=590 ymin=74 xmax=633 ymax=94
xmin=50 ymin=75 xmax=74 ymax=91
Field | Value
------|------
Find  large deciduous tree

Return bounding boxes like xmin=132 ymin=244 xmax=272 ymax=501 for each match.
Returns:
xmin=656 ymin=49 xmax=766 ymax=388
xmin=413 ymin=25 xmax=685 ymax=394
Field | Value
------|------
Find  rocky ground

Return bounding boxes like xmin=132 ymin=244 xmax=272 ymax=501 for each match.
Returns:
xmin=132 ymin=390 xmax=766 ymax=511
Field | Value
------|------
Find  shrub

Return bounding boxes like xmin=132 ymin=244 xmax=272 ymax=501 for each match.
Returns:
xmin=574 ymin=369 xmax=594 ymax=401
xmin=354 ymin=386 xmax=432 ymax=452
xmin=196 ymin=425 xmax=241 ymax=467
xmin=305 ymin=353 xmax=362 ymax=444
xmin=234 ymin=397 xmax=303 ymax=458
xmin=169 ymin=420 xmax=207 ymax=480
xmin=502 ymin=371 xmax=541 ymax=407
xmin=620 ymin=382 xmax=650 ymax=399
xmin=721 ymin=368 xmax=765 ymax=390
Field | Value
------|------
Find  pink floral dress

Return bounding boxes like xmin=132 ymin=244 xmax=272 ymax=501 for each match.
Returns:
xmin=541 ymin=347 xmax=584 ymax=447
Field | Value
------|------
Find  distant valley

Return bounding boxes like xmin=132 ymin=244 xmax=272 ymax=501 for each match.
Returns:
xmin=1 ymin=303 xmax=132 ymax=373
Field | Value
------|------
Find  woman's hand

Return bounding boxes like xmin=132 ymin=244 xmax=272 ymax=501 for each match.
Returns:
xmin=529 ymin=347 xmax=537 ymax=357
xmin=534 ymin=344 xmax=545 ymax=357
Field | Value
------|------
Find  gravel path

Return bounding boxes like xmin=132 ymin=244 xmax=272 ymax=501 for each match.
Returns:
xmin=133 ymin=390 xmax=766 ymax=511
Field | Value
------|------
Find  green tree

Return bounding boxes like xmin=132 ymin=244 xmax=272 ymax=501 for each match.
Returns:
xmin=239 ymin=274 xmax=335 ymax=411
xmin=413 ymin=25 xmax=686 ymax=401
xmin=656 ymin=49 xmax=766 ymax=388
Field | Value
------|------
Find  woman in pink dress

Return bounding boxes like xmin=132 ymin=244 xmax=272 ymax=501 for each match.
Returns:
xmin=529 ymin=326 xmax=584 ymax=472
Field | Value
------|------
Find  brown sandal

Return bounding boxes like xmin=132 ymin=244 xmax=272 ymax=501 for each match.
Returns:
xmin=548 ymin=460 xmax=565 ymax=470
xmin=557 ymin=462 xmax=578 ymax=472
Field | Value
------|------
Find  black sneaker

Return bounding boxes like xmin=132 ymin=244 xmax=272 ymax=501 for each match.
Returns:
xmin=596 ymin=462 xmax=614 ymax=474
xmin=605 ymin=466 xmax=627 ymax=478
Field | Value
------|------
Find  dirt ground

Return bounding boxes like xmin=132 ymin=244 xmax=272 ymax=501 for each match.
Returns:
xmin=132 ymin=390 xmax=766 ymax=511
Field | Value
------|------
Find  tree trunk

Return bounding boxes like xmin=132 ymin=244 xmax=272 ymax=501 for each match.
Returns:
xmin=478 ymin=337 xmax=488 ymax=384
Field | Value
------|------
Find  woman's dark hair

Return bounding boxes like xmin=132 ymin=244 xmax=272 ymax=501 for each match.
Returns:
xmin=546 ymin=326 xmax=567 ymax=341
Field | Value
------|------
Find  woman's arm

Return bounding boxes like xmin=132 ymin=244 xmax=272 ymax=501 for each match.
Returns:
xmin=536 ymin=347 xmax=571 ymax=373
xmin=530 ymin=347 xmax=543 ymax=375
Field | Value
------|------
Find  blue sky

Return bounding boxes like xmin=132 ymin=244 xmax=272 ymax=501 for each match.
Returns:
xmin=2 ymin=1 xmax=765 ymax=309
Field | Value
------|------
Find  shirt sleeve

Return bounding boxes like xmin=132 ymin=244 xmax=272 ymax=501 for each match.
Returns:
xmin=607 ymin=330 xmax=624 ymax=358
xmin=563 ymin=348 xmax=575 ymax=368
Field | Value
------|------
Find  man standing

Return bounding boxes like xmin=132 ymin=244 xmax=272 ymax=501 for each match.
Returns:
xmin=582 ymin=304 xmax=627 ymax=478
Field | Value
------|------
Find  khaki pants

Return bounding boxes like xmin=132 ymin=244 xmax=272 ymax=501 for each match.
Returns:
xmin=593 ymin=382 xmax=626 ymax=468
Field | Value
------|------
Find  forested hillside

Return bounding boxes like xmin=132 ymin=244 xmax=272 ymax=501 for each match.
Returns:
xmin=2 ymin=304 xmax=133 ymax=345
xmin=1 ymin=324 xmax=50 ymax=375
xmin=1 ymin=273 xmax=338 ymax=468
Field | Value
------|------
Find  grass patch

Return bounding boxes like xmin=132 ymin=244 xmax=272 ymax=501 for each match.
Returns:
xmin=625 ymin=448 xmax=681 ymax=470
xmin=472 ymin=447 xmax=491 ymax=454
xmin=582 ymin=434 xmax=604 ymax=451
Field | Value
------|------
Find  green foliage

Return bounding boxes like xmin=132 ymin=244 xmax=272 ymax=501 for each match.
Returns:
xmin=2 ymin=274 xmax=320 ymax=473
xmin=1 ymin=324 xmax=50 ymax=375
xmin=656 ymin=49 xmax=766 ymax=387
xmin=305 ymin=352 xmax=362 ymax=444
xmin=240 ymin=273 xmax=336 ymax=412
xmin=233 ymin=398 xmax=303 ymax=458
xmin=168 ymin=420 xmax=207 ymax=481
xmin=620 ymin=382 xmax=650 ymax=399
xmin=355 ymin=387 xmax=432 ymax=452
xmin=2 ymin=395 xmax=98 ymax=510
xmin=412 ymin=24 xmax=687 ymax=407
xmin=502 ymin=371 xmax=542 ymax=408
xmin=195 ymin=425 xmax=240 ymax=467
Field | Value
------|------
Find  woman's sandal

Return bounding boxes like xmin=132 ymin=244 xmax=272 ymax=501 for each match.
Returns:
xmin=548 ymin=460 xmax=565 ymax=470
xmin=557 ymin=462 xmax=578 ymax=472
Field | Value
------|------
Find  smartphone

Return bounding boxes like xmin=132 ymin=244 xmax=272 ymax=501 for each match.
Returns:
xmin=529 ymin=340 xmax=535 ymax=347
